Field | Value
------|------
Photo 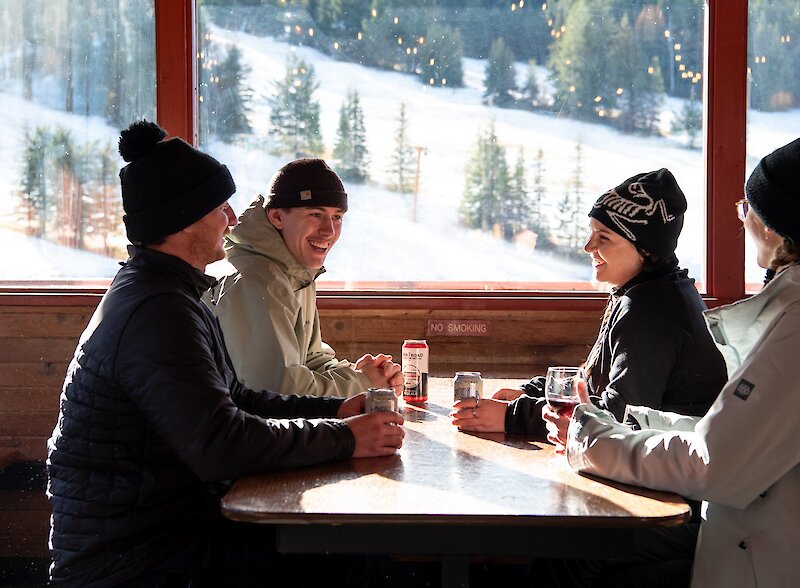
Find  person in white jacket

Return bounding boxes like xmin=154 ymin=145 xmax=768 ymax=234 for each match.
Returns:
xmin=543 ymin=137 xmax=800 ymax=588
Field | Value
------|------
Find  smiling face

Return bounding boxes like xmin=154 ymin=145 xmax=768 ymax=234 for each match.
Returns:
xmin=267 ymin=206 xmax=344 ymax=269
xmin=584 ymin=218 xmax=645 ymax=287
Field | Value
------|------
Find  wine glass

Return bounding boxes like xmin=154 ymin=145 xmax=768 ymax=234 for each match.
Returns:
xmin=545 ymin=366 xmax=586 ymax=412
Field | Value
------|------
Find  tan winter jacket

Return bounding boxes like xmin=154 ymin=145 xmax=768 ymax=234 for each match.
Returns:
xmin=566 ymin=264 xmax=800 ymax=588
xmin=208 ymin=195 xmax=370 ymax=397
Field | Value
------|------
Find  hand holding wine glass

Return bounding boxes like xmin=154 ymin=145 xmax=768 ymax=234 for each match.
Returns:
xmin=543 ymin=367 xmax=587 ymax=452
xmin=545 ymin=366 xmax=587 ymax=414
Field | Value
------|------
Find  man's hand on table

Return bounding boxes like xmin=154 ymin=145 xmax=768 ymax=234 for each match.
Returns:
xmin=356 ymin=353 xmax=403 ymax=394
xmin=451 ymin=397 xmax=507 ymax=433
xmin=337 ymin=392 xmax=367 ymax=418
xmin=345 ymin=412 xmax=405 ymax=457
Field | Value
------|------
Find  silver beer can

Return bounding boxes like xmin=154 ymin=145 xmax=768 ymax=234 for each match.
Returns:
xmin=453 ymin=371 xmax=483 ymax=402
xmin=365 ymin=387 xmax=399 ymax=413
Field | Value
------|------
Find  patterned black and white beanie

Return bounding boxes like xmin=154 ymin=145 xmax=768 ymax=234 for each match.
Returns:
xmin=589 ymin=168 xmax=687 ymax=258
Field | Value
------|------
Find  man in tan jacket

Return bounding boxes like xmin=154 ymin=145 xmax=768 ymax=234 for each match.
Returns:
xmin=209 ymin=158 xmax=402 ymax=397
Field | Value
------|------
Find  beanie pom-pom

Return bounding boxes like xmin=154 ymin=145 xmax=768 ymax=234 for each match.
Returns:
xmin=119 ymin=120 xmax=167 ymax=162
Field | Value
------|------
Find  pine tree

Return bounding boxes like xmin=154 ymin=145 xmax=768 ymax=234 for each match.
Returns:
xmin=671 ymin=89 xmax=702 ymax=150
xmin=51 ymin=128 xmax=84 ymax=249
xmin=529 ymin=147 xmax=553 ymax=249
xmin=612 ymin=15 xmax=665 ymax=135
xmin=557 ymin=141 xmax=586 ymax=251
xmin=748 ymin=0 xmax=800 ymax=111
xmin=332 ymin=90 xmax=369 ymax=182
xmin=418 ymin=23 xmax=464 ymax=88
xmin=484 ymin=37 xmax=516 ymax=107
xmin=333 ymin=105 xmax=352 ymax=175
xmin=549 ymin=0 xmax=618 ymax=121
xmin=349 ymin=91 xmax=369 ymax=182
xmin=502 ymin=149 xmax=531 ymax=240
xmin=214 ymin=46 xmax=253 ymax=143
xmin=461 ymin=122 xmax=509 ymax=232
xmin=388 ymin=103 xmax=415 ymax=193
xmin=268 ymin=56 xmax=324 ymax=158
xmin=19 ymin=127 xmax=51 ymax=237
xmin=520 ymin=59 xmax=540 ymax=110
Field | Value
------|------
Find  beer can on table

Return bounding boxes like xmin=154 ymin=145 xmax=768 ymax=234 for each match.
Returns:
xmin=402 ymin=339 xmax=429 ymax=403
xmin=365 ymin=388 xmax=399 ymax=413
xmin=453 ymin=372 xmax=483 ymax=402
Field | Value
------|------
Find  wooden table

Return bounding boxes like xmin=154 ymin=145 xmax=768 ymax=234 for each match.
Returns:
xmin=222 ymin=378 xmax=690 ymax=587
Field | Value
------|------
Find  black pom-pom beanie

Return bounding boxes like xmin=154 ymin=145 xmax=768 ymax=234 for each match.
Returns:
xmin=745 ymin=137 xmax=800 ymax=244
xmin=118 ymin=120 xmax=236 ymax=244
xmin=264 ymin=158 xmax=348 ymax=211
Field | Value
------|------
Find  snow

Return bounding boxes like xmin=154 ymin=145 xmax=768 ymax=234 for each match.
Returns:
xmin=2 ymin=24 xmax=799 ymax=287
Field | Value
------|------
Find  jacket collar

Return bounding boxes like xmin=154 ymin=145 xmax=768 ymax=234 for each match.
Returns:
xmin=224 ymin=195 xmax=325 ymax=290
xmin=125 ymin=245 xmax=216 ymax=298
xmin=704 ymin=264 xmax=800 ymax=365
xmin=611 ymin=258 xmax=684 ymax=299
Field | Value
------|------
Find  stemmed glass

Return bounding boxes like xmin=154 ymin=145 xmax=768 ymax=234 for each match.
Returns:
xmin=544 ymin=366 xmax=586 ymax=412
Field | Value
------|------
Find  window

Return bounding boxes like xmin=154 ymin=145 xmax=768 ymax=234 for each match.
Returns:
xmin=0 ymin=1 xmax=759 ymax=306
xmin=745 ymin=1 xmax=800 ymax=291
xmin=0 ymin=0 xmax=156 ymax=285
xmin=197 ymin=0 xmax=707 ymax=291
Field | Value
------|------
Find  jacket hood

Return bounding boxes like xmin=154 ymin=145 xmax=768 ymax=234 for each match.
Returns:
xmin=224 ymin=194 xmax=324 ymax=288
xmin=705 ymin=264 xmax=800 ymax=367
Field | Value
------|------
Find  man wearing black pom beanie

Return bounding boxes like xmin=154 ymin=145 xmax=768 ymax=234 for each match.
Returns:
xmin=47 ymin=121 xmax=404 ymax=587
xmin=208 ymin=159 xmax=402 ymax=399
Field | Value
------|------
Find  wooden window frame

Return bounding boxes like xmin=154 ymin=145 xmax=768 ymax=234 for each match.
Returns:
xmin=0 ymin=0 xmax=747 ymax=311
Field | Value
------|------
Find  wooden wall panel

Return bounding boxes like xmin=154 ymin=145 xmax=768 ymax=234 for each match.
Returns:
xmin=0 ymin=304 xmax=601 ymax=462
xmin=319 ymin=308 xmax=600 ymax=377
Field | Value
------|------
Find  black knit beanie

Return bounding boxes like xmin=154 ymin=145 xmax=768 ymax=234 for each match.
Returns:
xmin=745 ymin=137 xmax=800 ymax=243
xmin=589 ymin=168 xmax=687 ymax=258
xmin=118 ymin=120 xmax=236 ymax=244
xmin=264 ymin=158 xmax=348 ymax=211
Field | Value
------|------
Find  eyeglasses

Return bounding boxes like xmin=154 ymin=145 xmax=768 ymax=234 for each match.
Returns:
xmin=735 ymin=199 xmax=749 ymax=222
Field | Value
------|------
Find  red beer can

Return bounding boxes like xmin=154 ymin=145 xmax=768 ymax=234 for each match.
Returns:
xmin=402 ymin=339 xmax=429 ymax=403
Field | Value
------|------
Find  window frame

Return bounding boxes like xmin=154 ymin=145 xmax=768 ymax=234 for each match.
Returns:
xmin=0 ymin=0 xmax=747 ymax=311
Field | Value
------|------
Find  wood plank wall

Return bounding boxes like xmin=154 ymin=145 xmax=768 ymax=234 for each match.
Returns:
xmin=0 ymin=303 xmax=601 ymax=465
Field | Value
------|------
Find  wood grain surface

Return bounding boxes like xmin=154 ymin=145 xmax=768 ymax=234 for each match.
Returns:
xmin=222 ymin=378 xmax=689 ymax=528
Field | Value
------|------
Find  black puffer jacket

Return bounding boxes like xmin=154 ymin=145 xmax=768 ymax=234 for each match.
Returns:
xmin=505 ymin=265 xmax=727 ymax=438
xmin=47 ymin=247 xmax=355 ymax=587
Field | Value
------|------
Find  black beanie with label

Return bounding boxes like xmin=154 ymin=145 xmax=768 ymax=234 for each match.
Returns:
xmin=264 ymin=158 xmax=348 ymax=211
xmin=745 ymin=137 xmax=800 ymax=243
xmin=119 ymin=120 xmax=236 ymax=244
xmin=589 ymin=168 xmax=687 ymax=258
